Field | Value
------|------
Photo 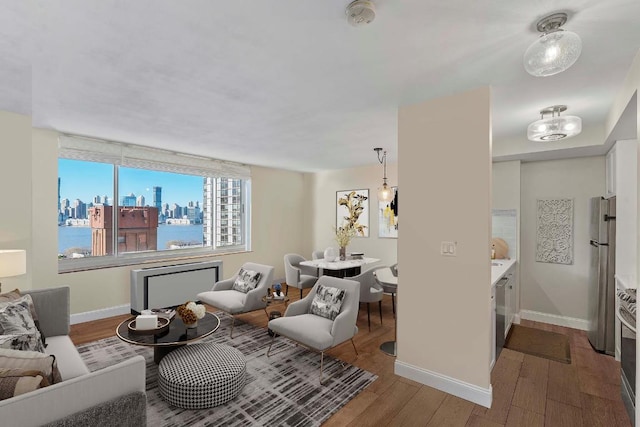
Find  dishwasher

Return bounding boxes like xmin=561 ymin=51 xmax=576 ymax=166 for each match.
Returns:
xmin=495 ymin=276 xmax=508 ymax=360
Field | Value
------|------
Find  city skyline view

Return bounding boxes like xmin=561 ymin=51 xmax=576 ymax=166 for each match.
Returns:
xmin=58 ymin=159 xmax=203 ymax=206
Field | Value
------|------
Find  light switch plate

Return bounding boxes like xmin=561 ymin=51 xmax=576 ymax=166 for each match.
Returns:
xmin=441 ymin=241 xmax=457 ymax=256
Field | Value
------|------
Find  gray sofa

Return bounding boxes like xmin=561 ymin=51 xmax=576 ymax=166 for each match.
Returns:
xmin=0 ymin=286 xmax=147 ymax=427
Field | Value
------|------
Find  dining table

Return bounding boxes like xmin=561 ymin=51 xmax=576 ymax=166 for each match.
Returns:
xmin=300 ymin=256 xmax=380 ymax=278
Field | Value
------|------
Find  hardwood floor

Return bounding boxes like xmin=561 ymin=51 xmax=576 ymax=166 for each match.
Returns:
xmin=70 ymin=296 xmax=631 ymax=426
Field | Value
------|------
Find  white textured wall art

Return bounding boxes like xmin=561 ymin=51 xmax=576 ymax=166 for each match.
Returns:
xmin=536 ymin=199 xmax=574 ymax=265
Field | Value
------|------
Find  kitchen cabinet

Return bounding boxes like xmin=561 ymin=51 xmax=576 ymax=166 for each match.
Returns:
xmin=491 ymin=286 xmax=496 ymax=369
xmin=606 ymin=145 xmax=617 ymax=198
xmin=504 ymin=264 xmax=516 ymax=335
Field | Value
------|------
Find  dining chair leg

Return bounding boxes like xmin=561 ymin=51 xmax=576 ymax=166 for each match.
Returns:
xmin=285 ymin=285 xmax=289 ymax=296
xmin=300 ymin=288 xmax=303 ymax=299
xmin=367 ymin=303 xmax=371 ymax=331
xmin=378 ymin=300 xmax=383 ymax=325
xmin=351 ymin=338 xmax=358 ymax=356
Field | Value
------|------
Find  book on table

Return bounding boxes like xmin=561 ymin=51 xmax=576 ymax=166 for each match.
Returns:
xmin=151 ymin=308 xmax=176 ymax=320
xmin=271 ymin=293 xmax=285 ymax=300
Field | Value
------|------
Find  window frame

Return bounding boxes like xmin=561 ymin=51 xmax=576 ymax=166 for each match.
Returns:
xmin=57 ymin=136 xmax=251 ymax=273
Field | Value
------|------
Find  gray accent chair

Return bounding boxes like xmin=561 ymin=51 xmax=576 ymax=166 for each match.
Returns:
xmin=267 ymin=276 xmax=360 ymax=384
xmin=390 ymin=263 xmax=398 ymax=277
xmin=350 ymin=266 xmax=385 ymax=331
xmin=197 ymin=262 xmax=275 ymax=338
xmin=283 ymin=253 xmax=318 ymax=299
xmin=312 ymin=250 xmax=324 ymax=260
xmin=375 ymin=266 xmax=398 ymax=318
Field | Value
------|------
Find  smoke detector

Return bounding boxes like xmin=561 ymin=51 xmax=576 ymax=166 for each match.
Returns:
xmin=346 ymin=1 xmax=376 ymax=27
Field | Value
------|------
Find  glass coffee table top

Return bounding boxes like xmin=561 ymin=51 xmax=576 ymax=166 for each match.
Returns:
xmin=116 ymin=312 xmax=220 ymax=363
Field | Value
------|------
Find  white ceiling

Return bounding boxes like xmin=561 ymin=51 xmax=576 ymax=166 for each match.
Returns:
xmin=2 ymin=0 xmax=639 ymax=172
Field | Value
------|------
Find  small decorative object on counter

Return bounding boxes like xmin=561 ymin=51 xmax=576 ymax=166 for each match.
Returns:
xmin=176 ymin=301 xmax=206 ymax=328
xmin=324 ymin=247 xmax=338 ymax=262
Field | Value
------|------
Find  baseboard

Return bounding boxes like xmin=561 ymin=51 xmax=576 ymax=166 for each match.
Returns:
xmin=70 ymin=304 xmax=130 ymax=325
xmin=395 ymin=360 xmax=492 ymax=408
xmin=519 ymin=309 xmax=589 ymax=331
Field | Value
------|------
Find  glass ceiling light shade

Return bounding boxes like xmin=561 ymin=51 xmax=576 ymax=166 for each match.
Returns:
xmin=374 ymin=148 xmax=394 ymax=203
xmin=527 ymin=105 xmax=582 ymax=142
xmin=524 ymin=13 xmax=582 ymax=77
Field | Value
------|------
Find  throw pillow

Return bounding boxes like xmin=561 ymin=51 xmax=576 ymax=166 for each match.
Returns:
xmin=0 ymin=348 xmax=60 ymax=384
xmin=0 ymin=292 xmax=46 ymax=347
xmin=0 ymin=368 xmax=50 ymax=400
xmin=0 ymin=303 xmax=45 ymax=353
xmin=309 ymin=284 xmax=346 ymax=321
xmin=232 ymin=268 xmax=262 ymax=293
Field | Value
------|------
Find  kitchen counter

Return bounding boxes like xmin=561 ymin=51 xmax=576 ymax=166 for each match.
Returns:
xmin=491 ymin=259 xmax=516 ymax=287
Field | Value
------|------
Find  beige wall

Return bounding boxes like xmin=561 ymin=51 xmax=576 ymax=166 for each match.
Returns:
xmin=0 ymin=111 xmax=31 ymax=292
xmin=520 ymin=157 xmax=605 ymax=321
xmin=398 ymin=87 xmax=492 ymax=390
xmin=307 ymin=162 xmax=398 ymax=266
xmin=2 ymin=118 xmax=308 ymax=314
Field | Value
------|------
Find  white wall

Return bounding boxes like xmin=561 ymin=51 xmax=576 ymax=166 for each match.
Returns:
xmin=307 ymin=162 xmax=398 ymax=267
xmin=2 ymin=120 xmax=310 ymax=314
xmin=397 ymin=87 xmax=492 ymax=406
xmin=520 ymin=156 xmax=605 ymax=325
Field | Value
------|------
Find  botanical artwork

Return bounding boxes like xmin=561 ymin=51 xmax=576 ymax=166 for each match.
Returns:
xmin=536 ymin=198 xmax=574 ymax=265
xmin=379 ymin=187 xmax=398 ymax=238
xmin=336 ymin=189 xmax=369 ymax=237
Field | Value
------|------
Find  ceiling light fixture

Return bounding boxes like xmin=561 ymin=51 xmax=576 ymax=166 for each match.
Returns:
xmin=374 ymin=148 xmax=394 ymax=203
xmin=524 ymin=12 xmax=582 ymax=77
xmin=527 ymin=105 xmax=582 ymax=142
xmin=346 ymin=1 xmax=376 ymax=27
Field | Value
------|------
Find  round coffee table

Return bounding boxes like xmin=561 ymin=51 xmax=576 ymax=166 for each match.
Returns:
xmin=116 ymin=312 xmax=220 ymax=363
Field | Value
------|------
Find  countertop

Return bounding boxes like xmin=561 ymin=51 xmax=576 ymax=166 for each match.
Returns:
xmin=491 ymin=259 xmax=517 ymax=287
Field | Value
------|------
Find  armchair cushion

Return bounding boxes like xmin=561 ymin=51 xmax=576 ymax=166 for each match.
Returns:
xmin=309 ymin=285 xmax=345 ymax=321
xmin=198 ymin=290 xmax=246 ymax=314
xmin=268 ymin=314 xmax=334 ymax=350
xmin=231 ymin=268 xmax=261 ymax=294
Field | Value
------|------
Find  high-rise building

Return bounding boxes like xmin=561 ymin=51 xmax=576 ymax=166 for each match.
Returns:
xmin=152 ymin=187 xmax=162 ymax=212
xmin=73 ymin=199 xmax=87 ymax=219
xmin=216 ymin=179 xmax=242 ymax=247
xmin=121 ymin=193 xmax=136 ymax=207
xmin=93 ymin=195 xmax=102 ymax=204
xmin=103 ymin=195 xmax=110 ymax=206
xmin=203 ymin=178 xmax=213 ymax=246
xmin=136 ymin=195 xmax=145 ymax=207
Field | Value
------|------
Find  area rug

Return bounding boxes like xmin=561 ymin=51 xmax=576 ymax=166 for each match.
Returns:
xmin=504 ymin=324 xmax=571 ymax=364
xmin=76 ymin=314 xmax=377 ymax=426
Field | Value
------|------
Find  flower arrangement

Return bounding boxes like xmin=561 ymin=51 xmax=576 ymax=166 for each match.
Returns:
xmin=334 ymin=225 xmax=357 ymax=248
xmin=176 ymin=301 xmax=206 ymax=326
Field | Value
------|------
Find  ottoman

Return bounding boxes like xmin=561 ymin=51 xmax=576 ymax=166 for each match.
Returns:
xmin=158 ymin=343 xmax=246 ymax=409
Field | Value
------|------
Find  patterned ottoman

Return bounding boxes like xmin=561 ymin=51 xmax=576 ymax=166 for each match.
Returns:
xmin=158 ymin=343 xmax=246 ymax=409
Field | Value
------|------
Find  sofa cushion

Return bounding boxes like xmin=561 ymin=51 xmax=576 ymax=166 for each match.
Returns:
xmin=309 ymin=284 xmax=345 ymax=321
xmin=0 ymin=303 xmax=45 ymax=353
xmin=231 ymin=268 xmax=261 ymax=293
xmin=0 ymin=349 xmax=60 ymax=384
xmin=45 ymin=336 xmax=89 ymax=381
xmin=0 ymin=368 xmax=50 ymax=400
xmin=0 ymin=292 xmax=45 ymax=347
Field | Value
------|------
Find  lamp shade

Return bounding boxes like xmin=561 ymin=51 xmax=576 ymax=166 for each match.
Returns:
xmin=527 ymin=115 xmax=582 ymax=141
xmin=524 ymin=30 xmax=582 ymax=77
xmin=378 ymin=184 xmax=394 ymax=204
xmin=0 ymin=250 xmax=26 ymax=278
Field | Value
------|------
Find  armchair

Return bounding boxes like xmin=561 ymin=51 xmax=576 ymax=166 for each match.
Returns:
xmin=197 ymin=262 xmax=274 ymax=338
xmin=283 ymin=253 xmax=318 ymax=299
xmin=267 ymin=276 xmax=360 ymax=384
xmin=350 ymin=266 xmax=386 ymax=331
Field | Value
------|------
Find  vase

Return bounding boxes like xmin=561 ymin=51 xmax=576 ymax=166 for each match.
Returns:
xmin=339 ymin=246 xmax=346 ymax=261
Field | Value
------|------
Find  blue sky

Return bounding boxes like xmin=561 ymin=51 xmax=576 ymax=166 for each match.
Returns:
xmin=58 ymin=159 xmax=203 ymax=206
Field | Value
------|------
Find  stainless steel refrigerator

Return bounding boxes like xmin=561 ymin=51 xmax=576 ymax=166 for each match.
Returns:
xmin=587 ymin=196 xmax=616 ymax=355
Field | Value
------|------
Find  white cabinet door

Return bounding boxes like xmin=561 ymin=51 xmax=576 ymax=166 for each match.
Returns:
xmin=504 ymin=265 xmax=516 ymax=336
xmin=605 ymin=146 xmax=617 ymax=198
xmin=491 ymin=286 xmax=496 ymax=370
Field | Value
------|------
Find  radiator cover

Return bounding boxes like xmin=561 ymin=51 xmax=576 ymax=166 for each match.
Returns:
xmin=130 ymin=261 xmax=222 ymax=314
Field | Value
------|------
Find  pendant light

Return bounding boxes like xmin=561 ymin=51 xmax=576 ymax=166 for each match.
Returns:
xmin=527 ymin=105 xmax=582 ymax=142
xmin=374 ymin=148 xmax=394 ymax=203
xmin=524 ymin=12 xmax=582 ymax=77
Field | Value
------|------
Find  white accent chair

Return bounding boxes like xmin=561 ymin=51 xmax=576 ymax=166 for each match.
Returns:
xmin=283 ymin=253 xmax=318 ymax=299
xmin=350 ymin=266 xmax=385 ymax=331
xmin=312 ymin=250 xmax=324 ymax=260
xmin=197 ymin=262 xmax=275 ymax=338
xmin=267 ymin=276 xmax=360 ymax=384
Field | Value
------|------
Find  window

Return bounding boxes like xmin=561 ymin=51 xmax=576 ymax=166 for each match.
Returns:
xmin=58 ymin=136 xmax=251 ymax=272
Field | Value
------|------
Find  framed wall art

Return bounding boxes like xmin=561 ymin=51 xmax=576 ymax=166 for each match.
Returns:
xmin=336 ymin=189 xmax=369 ymax=237
xmin=378 ymin=186 xmax=398 ymax=238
